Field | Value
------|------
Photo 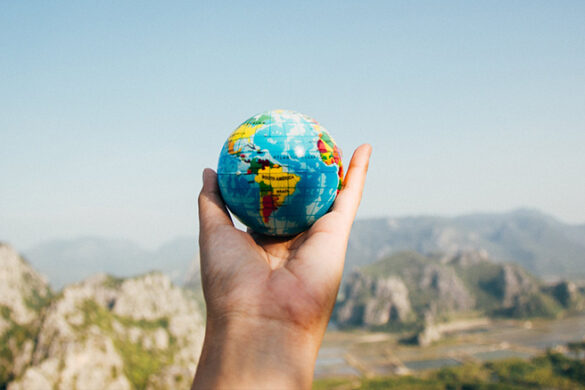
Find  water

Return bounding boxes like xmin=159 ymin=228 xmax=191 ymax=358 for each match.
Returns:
xmin=473 ymin=349 xmax=533 ymax=361
xmin=315 ymin=314 xmax=585 ymax=378
xmin=403 ymin=358 xmax=461 ymax=371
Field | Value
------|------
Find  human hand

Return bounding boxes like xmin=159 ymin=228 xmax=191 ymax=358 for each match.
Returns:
xmin=192 ymin=144 xmax=372 ymax=390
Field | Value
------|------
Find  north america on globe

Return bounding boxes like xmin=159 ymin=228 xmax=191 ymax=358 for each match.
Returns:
xmin=217 ymin=109 xmax=343 ymax=236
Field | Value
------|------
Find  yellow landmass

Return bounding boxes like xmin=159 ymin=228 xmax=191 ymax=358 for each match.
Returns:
xmin=321 ymin=152 xmax=334 ymax=165
xmin=227 ymin=123 xmax=262 ymax=154
xmin=254 ymin=165 xmax=301 ymax=217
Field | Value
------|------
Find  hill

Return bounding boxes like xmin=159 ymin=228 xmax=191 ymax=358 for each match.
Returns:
xmin=335 ymin=250 xmax=584 ymax=338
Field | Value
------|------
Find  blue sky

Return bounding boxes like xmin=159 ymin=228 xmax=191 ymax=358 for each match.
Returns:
xmin=1 ymin=1 xmax=584 ymax=249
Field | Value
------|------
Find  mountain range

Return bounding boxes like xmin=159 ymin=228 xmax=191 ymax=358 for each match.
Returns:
xmin=19 ymin=209 xmax=585 ymax=290
xmin=24 ymin=236 xmax=198 ymax=290
xmin=345 ymin=209 xmax=585 ymax=280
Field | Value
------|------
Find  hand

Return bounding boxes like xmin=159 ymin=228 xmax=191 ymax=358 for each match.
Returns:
xmin=192 ymin=144 xmax=372 ymax=390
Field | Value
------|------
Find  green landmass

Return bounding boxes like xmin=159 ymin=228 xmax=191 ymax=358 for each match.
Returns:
xmin=74 ymin=299 xmax=177 ymax=390
xmin=314 ymin=348 xmax=585 ymax=390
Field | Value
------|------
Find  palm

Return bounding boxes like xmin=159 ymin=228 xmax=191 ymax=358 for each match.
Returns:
xmin=199 ymin=145 xmax=371 ymax=332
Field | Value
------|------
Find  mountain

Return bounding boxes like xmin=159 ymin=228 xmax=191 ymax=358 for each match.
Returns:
xmin=335 ymin=250 xmax=582 ymax=334
xmin=1 ymin=243 xmax=205 ymax=390
xmin=23 ymin=209 xmax=584 ymax=290
xmin=24 ymin=236 xmax=197 ymax=290
xmin=346 ymin=209 xmax=585 ymax=279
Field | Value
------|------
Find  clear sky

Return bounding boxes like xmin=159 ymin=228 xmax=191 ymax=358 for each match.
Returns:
xmin=2 ymin=1 xmax=584 ymax=250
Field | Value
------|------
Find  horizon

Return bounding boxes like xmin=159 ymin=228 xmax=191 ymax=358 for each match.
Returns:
xmin=2 ymin=2 xmax=584 ymax=250
xmin=4 ymin=206 xmax=582 ymax=252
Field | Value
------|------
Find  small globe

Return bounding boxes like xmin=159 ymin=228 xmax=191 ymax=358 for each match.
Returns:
xmin=217 ymin=109 xmax=343 ymax=236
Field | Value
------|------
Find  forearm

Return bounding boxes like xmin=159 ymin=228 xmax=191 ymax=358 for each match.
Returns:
xmin=192 ymin=316 xmax=321 ymax=390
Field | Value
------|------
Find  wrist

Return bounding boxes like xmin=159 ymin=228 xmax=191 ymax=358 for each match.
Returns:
xmin=193 ymin=315 xmax=321 ymax=389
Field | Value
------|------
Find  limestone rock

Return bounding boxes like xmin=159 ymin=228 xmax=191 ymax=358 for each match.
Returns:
xmin=419 ymin=265 xmax=475 ymax=312
xmin=496 ymin=264 xmax=537 ymax=308
xmin=0 ymin=243 xmax=50 ymax=324
xmin=9 ymin=272 xmax=204 ymax=390
xmin=0 ymin=243 xmax=51 ymax=384
xmin=417 ymin=313 xmax=441 ymax=347
xmin=336 ymin=271 xmax=412 ymax=326
xmin=549 ymin=280 xmax=582 ymax=309
xmin=335 ymin=250 xmax=567 ymax=328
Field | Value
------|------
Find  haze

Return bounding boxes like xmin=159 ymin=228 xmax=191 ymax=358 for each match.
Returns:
xmin=1 ymin=2 xmax=584 ymax=250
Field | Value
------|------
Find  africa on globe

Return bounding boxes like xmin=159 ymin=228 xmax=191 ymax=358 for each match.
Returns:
xmin=217 ymin=109 xmax=343 ymax=236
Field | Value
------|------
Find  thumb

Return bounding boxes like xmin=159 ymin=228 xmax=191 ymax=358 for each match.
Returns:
xmin=198 ymin=168 xmax=233 ymax=236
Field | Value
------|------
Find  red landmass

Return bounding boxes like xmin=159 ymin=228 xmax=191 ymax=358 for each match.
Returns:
xmin=261 ymin=194 xmax=277 ymax=223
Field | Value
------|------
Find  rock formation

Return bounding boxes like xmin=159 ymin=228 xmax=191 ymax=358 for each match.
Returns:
xmin=0 ymin=243 xmax=51 ymax=385
xmin=337 ymin=271 xmax=412 ymax=327
xmin=548 ymin=280 xmax=583 ymax=310
xmin=335 ymin=250 xmax=570 ymax=330
xmin=1 ymin=243 xmax=205 ymax=390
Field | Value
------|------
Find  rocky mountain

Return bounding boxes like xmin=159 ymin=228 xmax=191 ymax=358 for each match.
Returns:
xmin=24 ymin=236 xmax=197 ymax=290
xmin=346 ymin=209 xmax=585 ymax=279
xmin=335 ymin=250 xmax=580 ymax=332
xmin=1 ymin=243 xmax=205 ymax=390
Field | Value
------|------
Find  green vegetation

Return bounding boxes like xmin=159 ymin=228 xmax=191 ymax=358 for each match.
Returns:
xmin=314 ymin=376 xmax=445 ymax=390
xmin=115 ymin=315 xmax=169 ymax=331
xmin=75 ymin=299 xmax=177 ymax=390
xmin=361 ymin=252 xmax=446 ymax=314
xmin=494 ymin=293 xmax=562 ymax=319
xmin=0 ymin=305 xmax=10 ymax=320
xmin=313 ymin=350 xmax=585 ymax=390
xmin=452 ymin=261 xmax=504 ymax=311
xmin=23 ymin=287 xmax=53 ymax=314
xmin=103 ymin=275 xmax=125 ymax=289
xmin=361 ymin=251 xmax=429 ymax=278
xmin=0 ymin=306 xmax=37 ymax=386
xmin=116 ymin=336 xmax=167 ymax=390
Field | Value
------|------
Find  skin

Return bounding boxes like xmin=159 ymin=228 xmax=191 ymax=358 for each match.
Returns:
xmin=192 ymin=144 xmax=372 ymax=390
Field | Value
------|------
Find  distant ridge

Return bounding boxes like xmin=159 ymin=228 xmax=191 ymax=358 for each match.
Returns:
xmin=24 ymin=236 xmax=197 ymax=289
xmin=19 ymin=209 xmax=585 ymax=289
xmin=346 ymin=209 xmax=585 ymax=280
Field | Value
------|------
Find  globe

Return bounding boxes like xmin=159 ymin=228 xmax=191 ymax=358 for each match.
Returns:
xmin=217 ymin=109 xmax=343 ymax=236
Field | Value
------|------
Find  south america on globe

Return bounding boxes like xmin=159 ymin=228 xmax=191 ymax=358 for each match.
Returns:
xmin=217 ymin=109 xmax=343 ymax=236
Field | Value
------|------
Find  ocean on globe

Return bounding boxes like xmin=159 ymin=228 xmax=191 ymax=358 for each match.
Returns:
xmin=217 ymin=109 xmax=343 ymax=236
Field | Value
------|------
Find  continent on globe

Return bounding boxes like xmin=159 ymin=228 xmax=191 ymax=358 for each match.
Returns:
xmin=317 ymin=130 xmax=343 ymax=191
xmin=217 ymin=109 xmax=343 ymax=236
xmin=254 ymin=163 xmax=301 ymax=223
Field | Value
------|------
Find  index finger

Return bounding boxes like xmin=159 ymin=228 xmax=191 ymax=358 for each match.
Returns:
xmin=331 ymin=143 xmax=372 ymax=223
